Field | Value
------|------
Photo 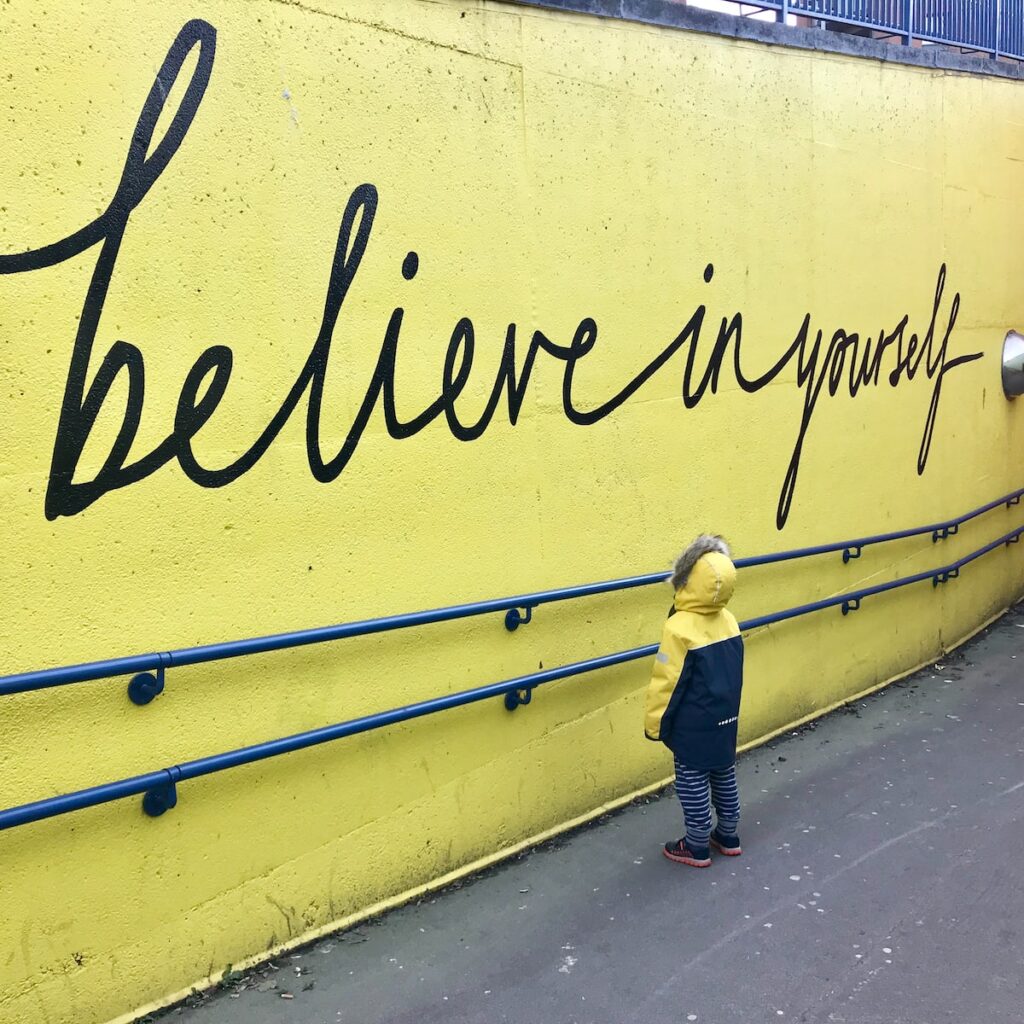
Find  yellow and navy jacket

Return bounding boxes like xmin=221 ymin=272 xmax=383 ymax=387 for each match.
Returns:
xmin=643 ymin=551 xmax=744 ymax=770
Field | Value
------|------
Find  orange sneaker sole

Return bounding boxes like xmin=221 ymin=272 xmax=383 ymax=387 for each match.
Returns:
xmin=663 ymin=847 xmax=711 ymax=868
xmin=710 ymin=837 xmax=742 ymax=856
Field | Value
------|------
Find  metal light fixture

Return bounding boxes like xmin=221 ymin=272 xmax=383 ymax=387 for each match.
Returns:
xmin=1003 ymin=331 xmax=1024 ymax=398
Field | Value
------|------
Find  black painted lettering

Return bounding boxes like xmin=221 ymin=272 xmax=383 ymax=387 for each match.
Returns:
xmin=0 ymin=22 xmax=984 ymax=532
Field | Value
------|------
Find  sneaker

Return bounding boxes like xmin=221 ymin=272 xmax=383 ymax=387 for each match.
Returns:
xmin=710 ymin=828 xmax=742 ymax=856
xmin=663 ymin=838 xmax=711 ymax=867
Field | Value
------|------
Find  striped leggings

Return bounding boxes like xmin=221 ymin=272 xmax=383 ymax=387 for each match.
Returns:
xmin=673 ymin=757 xmax=740 ymax=849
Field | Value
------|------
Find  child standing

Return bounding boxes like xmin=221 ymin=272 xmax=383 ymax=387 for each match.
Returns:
xmin=644 ymin=535 xmax=745 ymax=867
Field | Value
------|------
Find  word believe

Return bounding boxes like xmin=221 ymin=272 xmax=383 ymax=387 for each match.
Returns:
xmin=0 ymin=20 xmax=982 ymax=529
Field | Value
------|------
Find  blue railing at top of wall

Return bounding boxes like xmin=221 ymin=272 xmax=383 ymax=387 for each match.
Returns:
xmin=1 ymin=486 xmax=1022 ymax=706
xmin=530 ymin=0 xmax=1024 ymax=59
xmin=619 ymin=0 xmax=1024 ymax=60
xmin=0 ymin=487 xmax=1022 ymax=832
xmin=806 ymin=0 xmax=1023 ymax=59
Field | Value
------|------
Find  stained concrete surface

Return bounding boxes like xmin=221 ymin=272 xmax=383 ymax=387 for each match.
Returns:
xmin=160 ymin=604 xmax=1024 ymax=1024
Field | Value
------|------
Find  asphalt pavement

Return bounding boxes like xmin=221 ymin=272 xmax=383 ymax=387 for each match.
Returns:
xmin=160 ymin=603 xmax=1024 ymax=1024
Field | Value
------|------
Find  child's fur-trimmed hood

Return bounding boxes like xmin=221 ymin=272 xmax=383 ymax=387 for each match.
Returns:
xmin=670 ymin=534 xmax=732 ymax=591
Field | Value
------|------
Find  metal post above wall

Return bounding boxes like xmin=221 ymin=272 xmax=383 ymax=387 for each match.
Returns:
xmin=903 ymin=0 xmax=915 ymax=45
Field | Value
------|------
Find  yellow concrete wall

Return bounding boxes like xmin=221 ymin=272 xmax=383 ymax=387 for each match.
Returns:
xmin=1 ymin=2 xmax=1022 ymax=1021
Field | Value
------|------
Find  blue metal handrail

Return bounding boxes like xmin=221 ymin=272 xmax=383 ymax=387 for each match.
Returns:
xmin=0 ymin=513 xmax=1021 ymax=831
xmin=2 ymin=486 xmax=1021 ymax=702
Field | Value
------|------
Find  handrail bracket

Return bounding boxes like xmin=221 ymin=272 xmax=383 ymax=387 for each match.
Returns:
xmin=142 ymin=779 xmax=178 ymax=818
xmin=127 ymin=661 xmax=167 ymax=707
xmin=504 ymin=687 xmax=533 ymax=711
xmin=504 ymin=606 xmax=535 ymax=632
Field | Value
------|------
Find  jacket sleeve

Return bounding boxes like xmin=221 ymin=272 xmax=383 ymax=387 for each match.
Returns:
xmin=644 ymin=621 xmax=689 ymax=741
